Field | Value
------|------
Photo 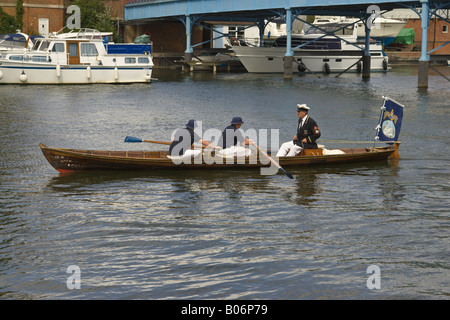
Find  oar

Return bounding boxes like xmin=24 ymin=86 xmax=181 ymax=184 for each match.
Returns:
xmin=251 ymin=142 xmax=294 ymax=179
xmin=124 ymin=136 xmax=171 ymax=145
xmin=124 ymin=136 xmax=215 ymax=150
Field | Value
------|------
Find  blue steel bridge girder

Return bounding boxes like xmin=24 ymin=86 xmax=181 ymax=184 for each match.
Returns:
xmin=125 ymin=0 xmax=450 ymax=84
xmin=125 ymin=1 xmax=450 ymax=21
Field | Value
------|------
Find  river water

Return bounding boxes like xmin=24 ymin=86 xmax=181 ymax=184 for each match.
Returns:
xmin=0 ymin=66 xmax=449 ymax=300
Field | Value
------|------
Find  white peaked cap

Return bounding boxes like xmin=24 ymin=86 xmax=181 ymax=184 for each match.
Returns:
xmin=297 ymin=104 xmax=310 ymax=111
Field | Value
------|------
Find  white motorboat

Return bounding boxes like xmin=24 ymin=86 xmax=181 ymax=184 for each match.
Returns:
xmin=0 ymin=33 xmax=43 ymax=55
xmin=232 ymin=22 xmax=389 ymax=74
xmin=0 ymin=29 xmax=153 ymax=84
xmin=313 ymin=16 xmax=407 ymax=46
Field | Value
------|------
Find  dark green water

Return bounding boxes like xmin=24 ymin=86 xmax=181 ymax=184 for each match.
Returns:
xmin=0 ymin=66 xmax=449 ymax=299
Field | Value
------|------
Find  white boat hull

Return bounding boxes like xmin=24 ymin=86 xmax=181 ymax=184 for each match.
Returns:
xmin=0 ymin=62 xmax=152 ymax=84
xmin=356 ymin=20 xmax=407 ymax=39
xmin=232 ymin=46 xmax=388 ymax=74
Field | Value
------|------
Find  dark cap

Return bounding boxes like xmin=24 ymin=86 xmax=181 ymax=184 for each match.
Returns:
xmin=231 ymin=116 xmax=244 ymax=124
xmin=185 ymin=119 xmax=197 ymax=129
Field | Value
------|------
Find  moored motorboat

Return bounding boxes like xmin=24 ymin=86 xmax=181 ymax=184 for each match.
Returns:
xmin=0 ymin=28 xmax=153 ymax=84
xmin=233 ymin=22 xmax=388 ymax=74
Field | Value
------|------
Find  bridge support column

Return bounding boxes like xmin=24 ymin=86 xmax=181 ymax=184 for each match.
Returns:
xmin=284 ymin=56 xmax=294 ymax=79
xmin=418 ymin=61 xmax=429 ymax=87
xmin=185 ymin=15 xmax=193 ymax=63
xmin=418 ymin=0 xmax=430 ymax=88
xmin=284 ymin=8 xmax=294 ymax=79
xmin=257 ymin=18 xmax=265 ymax=47
xmin=362 ymin=19 xmax=371 ymax=79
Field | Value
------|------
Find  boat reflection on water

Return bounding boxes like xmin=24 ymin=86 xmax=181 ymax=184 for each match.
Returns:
xmin=45 ymin=159 xmax=399 ymax=210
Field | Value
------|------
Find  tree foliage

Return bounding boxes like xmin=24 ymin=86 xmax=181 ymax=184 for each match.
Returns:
xmin=0 ymin=1 xmax=23 ymax=34
xmin=15 ymin=0 xmax=24 ymax=30
xmin=66 ymin=0 xmax=116 ymax=39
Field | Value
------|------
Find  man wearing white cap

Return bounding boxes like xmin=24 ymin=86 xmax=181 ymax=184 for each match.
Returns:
xmin=276 ymin=104 xmax=321 ymax=157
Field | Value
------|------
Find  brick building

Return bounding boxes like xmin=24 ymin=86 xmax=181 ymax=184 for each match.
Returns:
xmin=1 ymin=0 xmax=67 ymax=35
xmin=384 ymin=9 xmax=449 ymax=55
xmin=405 ymin=18 xmax=449 ymax=55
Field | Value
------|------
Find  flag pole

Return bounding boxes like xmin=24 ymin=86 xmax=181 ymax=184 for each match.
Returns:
xmin=373 ymin=96 xmax=387 ymax=148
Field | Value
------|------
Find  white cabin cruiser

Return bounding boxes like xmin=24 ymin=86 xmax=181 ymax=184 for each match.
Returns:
xmin=233 ymin=22 xmax=389 ymax=74
xmin=0 ymin=33 xmax=43 ymax=55
xmin=0 ymin=29 xmax=153 ymax=84
xmin=313 ymin=16 xmax=407 ymax=47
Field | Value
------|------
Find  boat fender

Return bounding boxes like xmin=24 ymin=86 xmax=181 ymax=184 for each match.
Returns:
xmin=19 ymin=71 xmax=28 ymax=82
xmin=297 ymin=64 xmax=306 ymax=72
xmin=114 ymin=67 xmax=119 ymax=80
xmin=0 ymin=70 xmax=3 ymax=80
xmin=357 ymin=61 xmax=362 ymax=73
xmin=56 ymin=64 xmax=61 ymax=77
xmin=86 ymin=66 xmax=91 ymax=79
xmin=145 ymin=74 xmax=151 ymax=81
xmin=323 ymin=63 xmax=330 ymax=74
xmin=382 ymin=58 xmax=388 ymax=71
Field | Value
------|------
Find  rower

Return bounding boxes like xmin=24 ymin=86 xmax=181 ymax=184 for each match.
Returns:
xmin=169 ymin=119 xmax=219 ymax=159
xmin=217 ymin=117 xmax=253 ymax=157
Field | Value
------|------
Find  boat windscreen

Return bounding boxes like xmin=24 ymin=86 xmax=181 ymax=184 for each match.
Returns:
xmin=305 ymin=24 xmax=354 ymax=36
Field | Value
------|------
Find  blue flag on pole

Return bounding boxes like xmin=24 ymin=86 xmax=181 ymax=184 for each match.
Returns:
xmin=375 ymin=97 xmax=404 ymax=143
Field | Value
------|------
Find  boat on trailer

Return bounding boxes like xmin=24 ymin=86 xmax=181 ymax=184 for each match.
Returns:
xmin=40 ymin=142 xmax=400 ymax=174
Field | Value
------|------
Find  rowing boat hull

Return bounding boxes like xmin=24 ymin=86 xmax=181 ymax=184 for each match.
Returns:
xmin=40 ymin=143 xmax=399 ymax=173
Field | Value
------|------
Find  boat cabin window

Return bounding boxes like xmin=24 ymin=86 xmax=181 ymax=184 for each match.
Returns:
xmin=80 ymin=43 xmax=98 ymax=56
xmin=37 ymin=41 xmax=50 ymax=51
xmin=306 ymin=24 xmax=354 ymax=36
xmin=138 ymin=57 xmax=149 ymax=64
xmin=68 ymin=43 xmax=78 ymax=57
xmin=31 ymin=55 xmax=47 ymax=62
xmin=9 ymin=55 xmax=26 ymax=61
xmin=32 ymin=40 xmax=41 ymax=50
xmin=51 ymin=43 xmax=65 ymax=52
xmin=125 ymin=57 xmax=136 ymax=64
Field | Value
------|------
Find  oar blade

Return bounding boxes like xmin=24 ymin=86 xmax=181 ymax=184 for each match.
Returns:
xmin=124 ymin=136 xmax=143 ymax=143
xmin=280 ymin=168 xmax=294 ymax=179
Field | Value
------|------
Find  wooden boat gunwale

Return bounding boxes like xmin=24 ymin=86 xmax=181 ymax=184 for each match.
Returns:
xmin=39 ymin=142 xmax=400 ymax=173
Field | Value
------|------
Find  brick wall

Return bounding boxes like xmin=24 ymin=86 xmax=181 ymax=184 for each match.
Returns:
xmin=124 ymin=21 xmax=204 ymax=53
xmin=104 ymin=0 xmax=127 ymax=20
xmin=404 ymin=19 xmax=450 ymax=55
xmin=0 ymin=0 xmax=65 ymax=35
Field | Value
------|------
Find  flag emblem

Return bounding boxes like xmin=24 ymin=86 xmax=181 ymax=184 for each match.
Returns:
xmin=376 ymin=97 xmax=404 ymax=143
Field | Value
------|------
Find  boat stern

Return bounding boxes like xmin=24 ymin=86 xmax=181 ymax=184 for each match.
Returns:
xmin=388 ymin=141 xmax=401 ymax=159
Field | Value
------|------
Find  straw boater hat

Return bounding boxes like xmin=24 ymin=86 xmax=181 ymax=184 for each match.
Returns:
xmin=297 ymin=104 xmax=310 ymax=111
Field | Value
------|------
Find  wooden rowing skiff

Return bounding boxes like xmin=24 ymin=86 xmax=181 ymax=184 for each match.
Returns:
xmin=40 ymin=142 xmax=400 ymax=174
